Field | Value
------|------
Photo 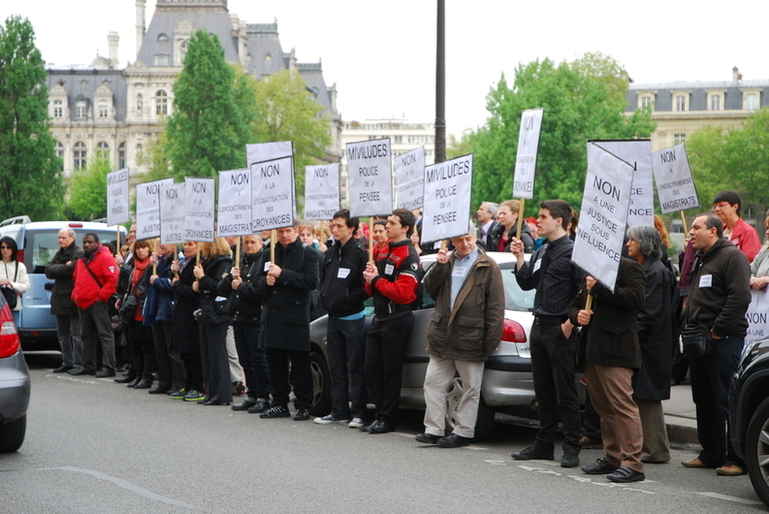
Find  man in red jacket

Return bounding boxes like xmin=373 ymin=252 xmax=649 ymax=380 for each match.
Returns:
xmin=71 ymin=233 xmax=118 ymax=377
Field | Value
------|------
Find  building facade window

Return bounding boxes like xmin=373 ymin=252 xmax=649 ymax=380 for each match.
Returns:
xmin=707 ymin=91 xmax=724 ymax=111
xmin=155 ymin=54 xmax=169 ymax=66
xmin=73 ymin=142 xmax=87 ymax=170
xmin=96 ymin=142 xmax=109 ymax=159
xmin=98 ymin=100 xmax=109 ymax=118
xmin=155 ymin=90 xmax=168 ymax=115
xmin=53 ymin=100 xmax=63 ymax=118
xmin=674 ymin=94 xmax=687 ymax=112
xmin=56 ymin=141 xmax=64 ymax=171
xmin=118 ymin=142 xmax=126 ymax=169
xmin=158 ymin=33 xmax=169 ymax=43
xmin=640 ymin=95 xmax=653 ymax=108
xmin=674 ymin=133 xmax=686 ymax=145
xmin=75 ymin=100 xmax=87 ymax=119
xmin=745 ymin=92 xmax=759 ymax=111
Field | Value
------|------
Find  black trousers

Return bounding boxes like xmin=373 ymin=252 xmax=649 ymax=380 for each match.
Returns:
xmin=364 ymin=312 xmax=414 ymax=423
xmin=266 ymin=348 xmax=312 ymax=410
xmin=199 ymin=321 xmax=232 ymax=404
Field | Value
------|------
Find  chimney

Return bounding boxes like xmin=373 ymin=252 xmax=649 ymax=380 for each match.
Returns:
xmin=108 ymin=32 xmax=119 ymax=68
xmin=732 ymin=66 xmax=740 ymax=84
xmin=136 ymin=0 xmax=146 ymax=57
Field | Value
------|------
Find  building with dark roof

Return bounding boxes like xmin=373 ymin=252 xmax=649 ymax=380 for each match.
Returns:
xmin=48 ymin=0 xmax=341 ymax=179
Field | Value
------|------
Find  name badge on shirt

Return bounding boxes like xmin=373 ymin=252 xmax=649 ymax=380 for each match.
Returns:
xmin=452 ymin=266 xmax=467 ymax=279
xmin=532 ymin=258 xmax=542 ymax=273
xmin=699 ymin=274 xmax=713 ymax=288
xmin=337 ymin=267 xmax=350 ymax=279
xmin=263 ymin=261 xmax=271 ymax=272
xmin=384 ymin=264 xmax=394 ymax=276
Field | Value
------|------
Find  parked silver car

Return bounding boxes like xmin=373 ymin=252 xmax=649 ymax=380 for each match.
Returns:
xmin=0 ymin=290 xmax=30 ymax=452
xmin=307 ymin=251 xmax=581 ymax=439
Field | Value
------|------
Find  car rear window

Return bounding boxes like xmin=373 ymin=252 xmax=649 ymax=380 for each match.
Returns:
xmin=498 ymin=262 xmax=535 ymax=311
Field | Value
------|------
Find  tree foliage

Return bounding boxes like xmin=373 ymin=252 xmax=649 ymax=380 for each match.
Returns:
xmin=165 ymin=30 xmax=253 ymax=180
xmin=249 ymin=69 xmax=331 ymax=195
xmin=67 ymin=156 xmax=111 ymax=220
xmin=465 ymin=52 xmax=655 ymax=215
xmin=0 ymin=16 xmax=64 ymax=220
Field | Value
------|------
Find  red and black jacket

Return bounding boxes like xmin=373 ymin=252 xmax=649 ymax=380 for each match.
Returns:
xmin=365 ymin=239 xmax=422 ymax=320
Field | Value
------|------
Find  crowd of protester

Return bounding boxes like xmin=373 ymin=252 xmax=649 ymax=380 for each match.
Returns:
xmin=44 ymin=189 xmax=761 ymax=484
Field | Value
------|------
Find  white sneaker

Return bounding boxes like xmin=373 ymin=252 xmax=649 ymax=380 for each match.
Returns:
xmin=314 ymin=414 xmax=351 ymax=425
xmin=348 ymin=417 xmax=365 ymax=428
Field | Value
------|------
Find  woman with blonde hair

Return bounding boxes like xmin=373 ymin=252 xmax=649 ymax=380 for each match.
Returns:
xmin=488 ymin=200 xmax=534 ymax=253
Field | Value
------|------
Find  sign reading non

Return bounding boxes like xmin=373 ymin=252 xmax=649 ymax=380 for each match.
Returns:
xmin=395 ymin=146 xmax=426 ymax=211
xmin=183 ymin=177 xmax=215 ymax=242
xmin=652 ymin=144 xmax=699 ymax=214
xmin=159 ymin=182 xmax=185 ymax=245
xmin=218 ymin=169 xmax=252 ymax=237
xmin=107 ymin=168 xmax=130 ymax=226
xmin=420 ymin=154 xmax=474 ymax=243
xmin=347 ymin=138 xmax=393 ymax=217
xmin=304 ymin=163 xmax=340 ymax=221
xmin=592 ymin=140 xmax=653 ymax=228
xmin=573 ymin=143 xmax=634 ymax=291
xmin=136 ymin=178 xmax=173 ymax=240
xmin=512 ymin=108 xmax=544 ymax=199
xmin=251 ymin=156 xmax=295 ymax=231
xmin=746 ymin=290 xmax=769 ymax=348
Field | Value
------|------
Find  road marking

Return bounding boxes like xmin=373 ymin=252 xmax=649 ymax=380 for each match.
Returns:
xmin=696 ymin=492 xmax=763 ymax=505
xmin=484 ymin=459 xmax=507 ymax=466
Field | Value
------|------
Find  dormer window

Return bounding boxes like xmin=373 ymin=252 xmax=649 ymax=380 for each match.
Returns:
xmin=158 ymin=33 xmax=169 ymax=43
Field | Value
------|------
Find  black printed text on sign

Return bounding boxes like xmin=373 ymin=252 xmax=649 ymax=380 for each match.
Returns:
xmin=183 ymin=177 xmax=216 ymax=243
xmin=251 ymin=156 xmax=295 ymax=232
xmin=218 ymin=169 xmax=253 ymax=237
xmin=347 ymin=138 xmax=393 ymax=218
xmin=421 ymin=154 xmax=474 ymax=243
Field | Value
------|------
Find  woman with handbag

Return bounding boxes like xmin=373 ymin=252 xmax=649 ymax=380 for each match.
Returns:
xmin=192 ymin=238 xmax=233 ymax=406
xmin=0 ymin=236 xmax=30 ymax=316
xmin=115 ymin=239 xmax=157 ymax=389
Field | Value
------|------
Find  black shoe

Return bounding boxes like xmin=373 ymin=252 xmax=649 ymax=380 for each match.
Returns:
xmin=293 ymin=409 xmax=310 ymax=421
xmin=232 ymin=398 xmax=257 ymax=411
xmin=114 ymin=375 xmax=136 ymax=384
xmin=416 ymin=433 xmax=442 ymax=444
xmin=126 ymin=377 xmax=141 ymax=388
xmin=511 ymin=445 xmax=555 ymax=461
xmin=70 ymin=368 xmax=95 ymax=376
xmin=148 ymin=387 xmax=170 ymax=394
xmin=203 ymin=400 xmax=230 ymax=406
xmin=369 ymin=420 xmax=395 ymax=434
xmin=167 ymin=387 xmax=180 ymax=396
xmin=95 ymin=369 xmax=116 ymax=378
xmin=607 ymin=466 xmax=645 ymax=483
xmin=437 ymin=433 xmax=471 ymax=448
xmin=260 ymin=405 xmax=291 ymax=418
xmin=133 ymin=378 xmax=153 ymax=389
xmin=53 ymin=365 xmax=73 ymax=373
xmin=359 ymin=420 xmax=382 ymax=432
xmin=561 ymin=451 xmax=580 ymax=468
xmin=231 ymin=381 xmax=245 ymax=396
xmin=582 ymin=457 xmax=619 ymax=475
xmin=247 ymin=399 xmax=270 ymax=414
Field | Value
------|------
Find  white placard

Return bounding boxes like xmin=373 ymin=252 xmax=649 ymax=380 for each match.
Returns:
xmin=347 ymin=138 xmax=393 ymax=217
xmin=107 ymin=168 xmax=130 ymax=226
xmin=304 ymin=163 xmax=340 ymax=221
xmin=251 ymin=156 xmax=295 ymax=231
xmin=159 ymin=183 xmax=185 ymax=245
xmin=420 ymin=154 xmax=474 ymax=243
xmin=747 ymin=290 xmax=769 ymax=347
xmin=183 ymin=177 xmax=215 ymax=242
xmin=573 ymin=143 xmax=634 ymax=291
xmin=512 ymin=108 xmax=544 ymax=199
xmin=135 ymin=178 xmax=173 ymax=240
xmin=652 ymin=144 xmax=700 ymax=214
xmin=592 ymin=140 xmax=653 ymax=228
xmin=246 ymin=141 xmax=293 ymax=167
xmin=217 ymin=169 xmax=252 ymax=237
xmin=395 ymin=146 xmax=426 ymax=211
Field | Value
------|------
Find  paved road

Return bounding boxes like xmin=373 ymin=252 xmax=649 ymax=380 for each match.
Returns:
xmin=2 ymin=353 xmax=765 ymax=513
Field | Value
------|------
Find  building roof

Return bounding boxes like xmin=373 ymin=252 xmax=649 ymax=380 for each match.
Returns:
xmin=630 ymin=79 xmax=769 ymax=90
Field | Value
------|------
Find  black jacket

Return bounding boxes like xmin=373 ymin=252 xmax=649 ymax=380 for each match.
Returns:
xmin=197 ymin=254 xmax=232 ymax=325
xmin=218 ymin=250 xmax=264 ymax=324
xmin=486 ymin=222 xmax=535 ymax=253
xmin=172 ymin=256 xmax=200 ymax=354
xmin=320 ymin=238 xmax=368 ymax=318
xmin=45 ymin=242 xmax=83 ymax=315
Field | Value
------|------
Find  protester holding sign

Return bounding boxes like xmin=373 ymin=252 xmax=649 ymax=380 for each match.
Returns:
xmin=712 ymin=191 xmax=761 ymax=263
xmin=750 ymin=215 xmax=769 ymax=291
xmin=488 ymin=200 xmax=534 ymax=253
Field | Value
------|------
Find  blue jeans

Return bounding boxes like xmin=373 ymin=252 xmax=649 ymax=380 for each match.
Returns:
xmin=232 ymin=322 xmax=270 ymax=400
xmin=689 ymin=335 xmax=743 ymax=467
xmin=327 ymin=316 xmax=367 ymax=419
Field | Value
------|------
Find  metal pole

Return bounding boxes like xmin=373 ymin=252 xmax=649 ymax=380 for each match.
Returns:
xmin=434 ymin=0 xmax=446 ymax=164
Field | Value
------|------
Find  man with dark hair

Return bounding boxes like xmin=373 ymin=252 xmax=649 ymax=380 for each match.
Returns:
xmin=361 ymin=208 xmax=422 ymax=434
xmin=314 ymin=209 xmax=370 ymax=428
xmin=681 ymin=213 xmax=751 ymax=476
xmin=47 ymin=228 xmax=84 ymax=374
xmin=712 ymin=190 xmax=761 ymax=262
xmin=71 ymin=232 xmax=118 ymax=376
xmin=510 ymin=199 xmax=584 ymax=468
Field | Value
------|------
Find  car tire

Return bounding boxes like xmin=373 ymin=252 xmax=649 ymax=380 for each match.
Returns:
xmin=0 ymin=414 xmax=26 ymax=453
xmin=444 ymin=376 xmax=495 ymax=441
xmin=309 ymin=350 xmax=331 ymax=417
xmin=746 ymin=397 xmax=769 ymax=507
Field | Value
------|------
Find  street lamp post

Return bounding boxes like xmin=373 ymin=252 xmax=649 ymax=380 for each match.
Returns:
xmin=435 ymin=0 xmax=446 ymax=164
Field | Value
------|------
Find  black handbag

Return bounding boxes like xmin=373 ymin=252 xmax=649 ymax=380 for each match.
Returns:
xmin=681 ymin=323 xmax=712 ymax=359
xmin=119 ymin=293 xmax=138 ymax=324
xmin=1 ymin=262 xmax=19 ymax=309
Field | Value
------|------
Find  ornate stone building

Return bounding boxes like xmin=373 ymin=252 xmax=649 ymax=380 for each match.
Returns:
xmin=47 ymin=0 xmax=342 ymax=179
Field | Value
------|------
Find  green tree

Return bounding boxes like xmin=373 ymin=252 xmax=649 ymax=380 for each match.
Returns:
xmin=0 ymin=16 xmax=64 ymax=220
xmin=467 ymin=53 xmax=655 ymax=214
xmin=66 ymin=155 xmax=111 ymax=220
xmin=165 ymin=30 xmax=253 ymax=180
xmin=250 ymin=69 xmax=331 ymax=195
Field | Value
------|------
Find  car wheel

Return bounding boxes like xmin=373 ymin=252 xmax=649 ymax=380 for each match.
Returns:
xmin=746 ymin=397 xmax=769 ymax=507
xmin=0 ymin=414 xmax=26 ymax=453
xmin=444 ymin=376 xmax=495 ymax=441
xmin=309 ymin=350 xmax=331 ymax=417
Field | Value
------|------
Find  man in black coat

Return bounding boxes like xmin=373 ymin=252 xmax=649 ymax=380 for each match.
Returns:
xmin=46 ymin=228 xmax=84 ymax=373
xmin=255 ymin=224 xmax=319 ymax=421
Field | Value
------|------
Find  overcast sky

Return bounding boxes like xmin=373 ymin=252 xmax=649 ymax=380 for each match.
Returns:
xmin=4 ymin=1 xmax=769 ymax=136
